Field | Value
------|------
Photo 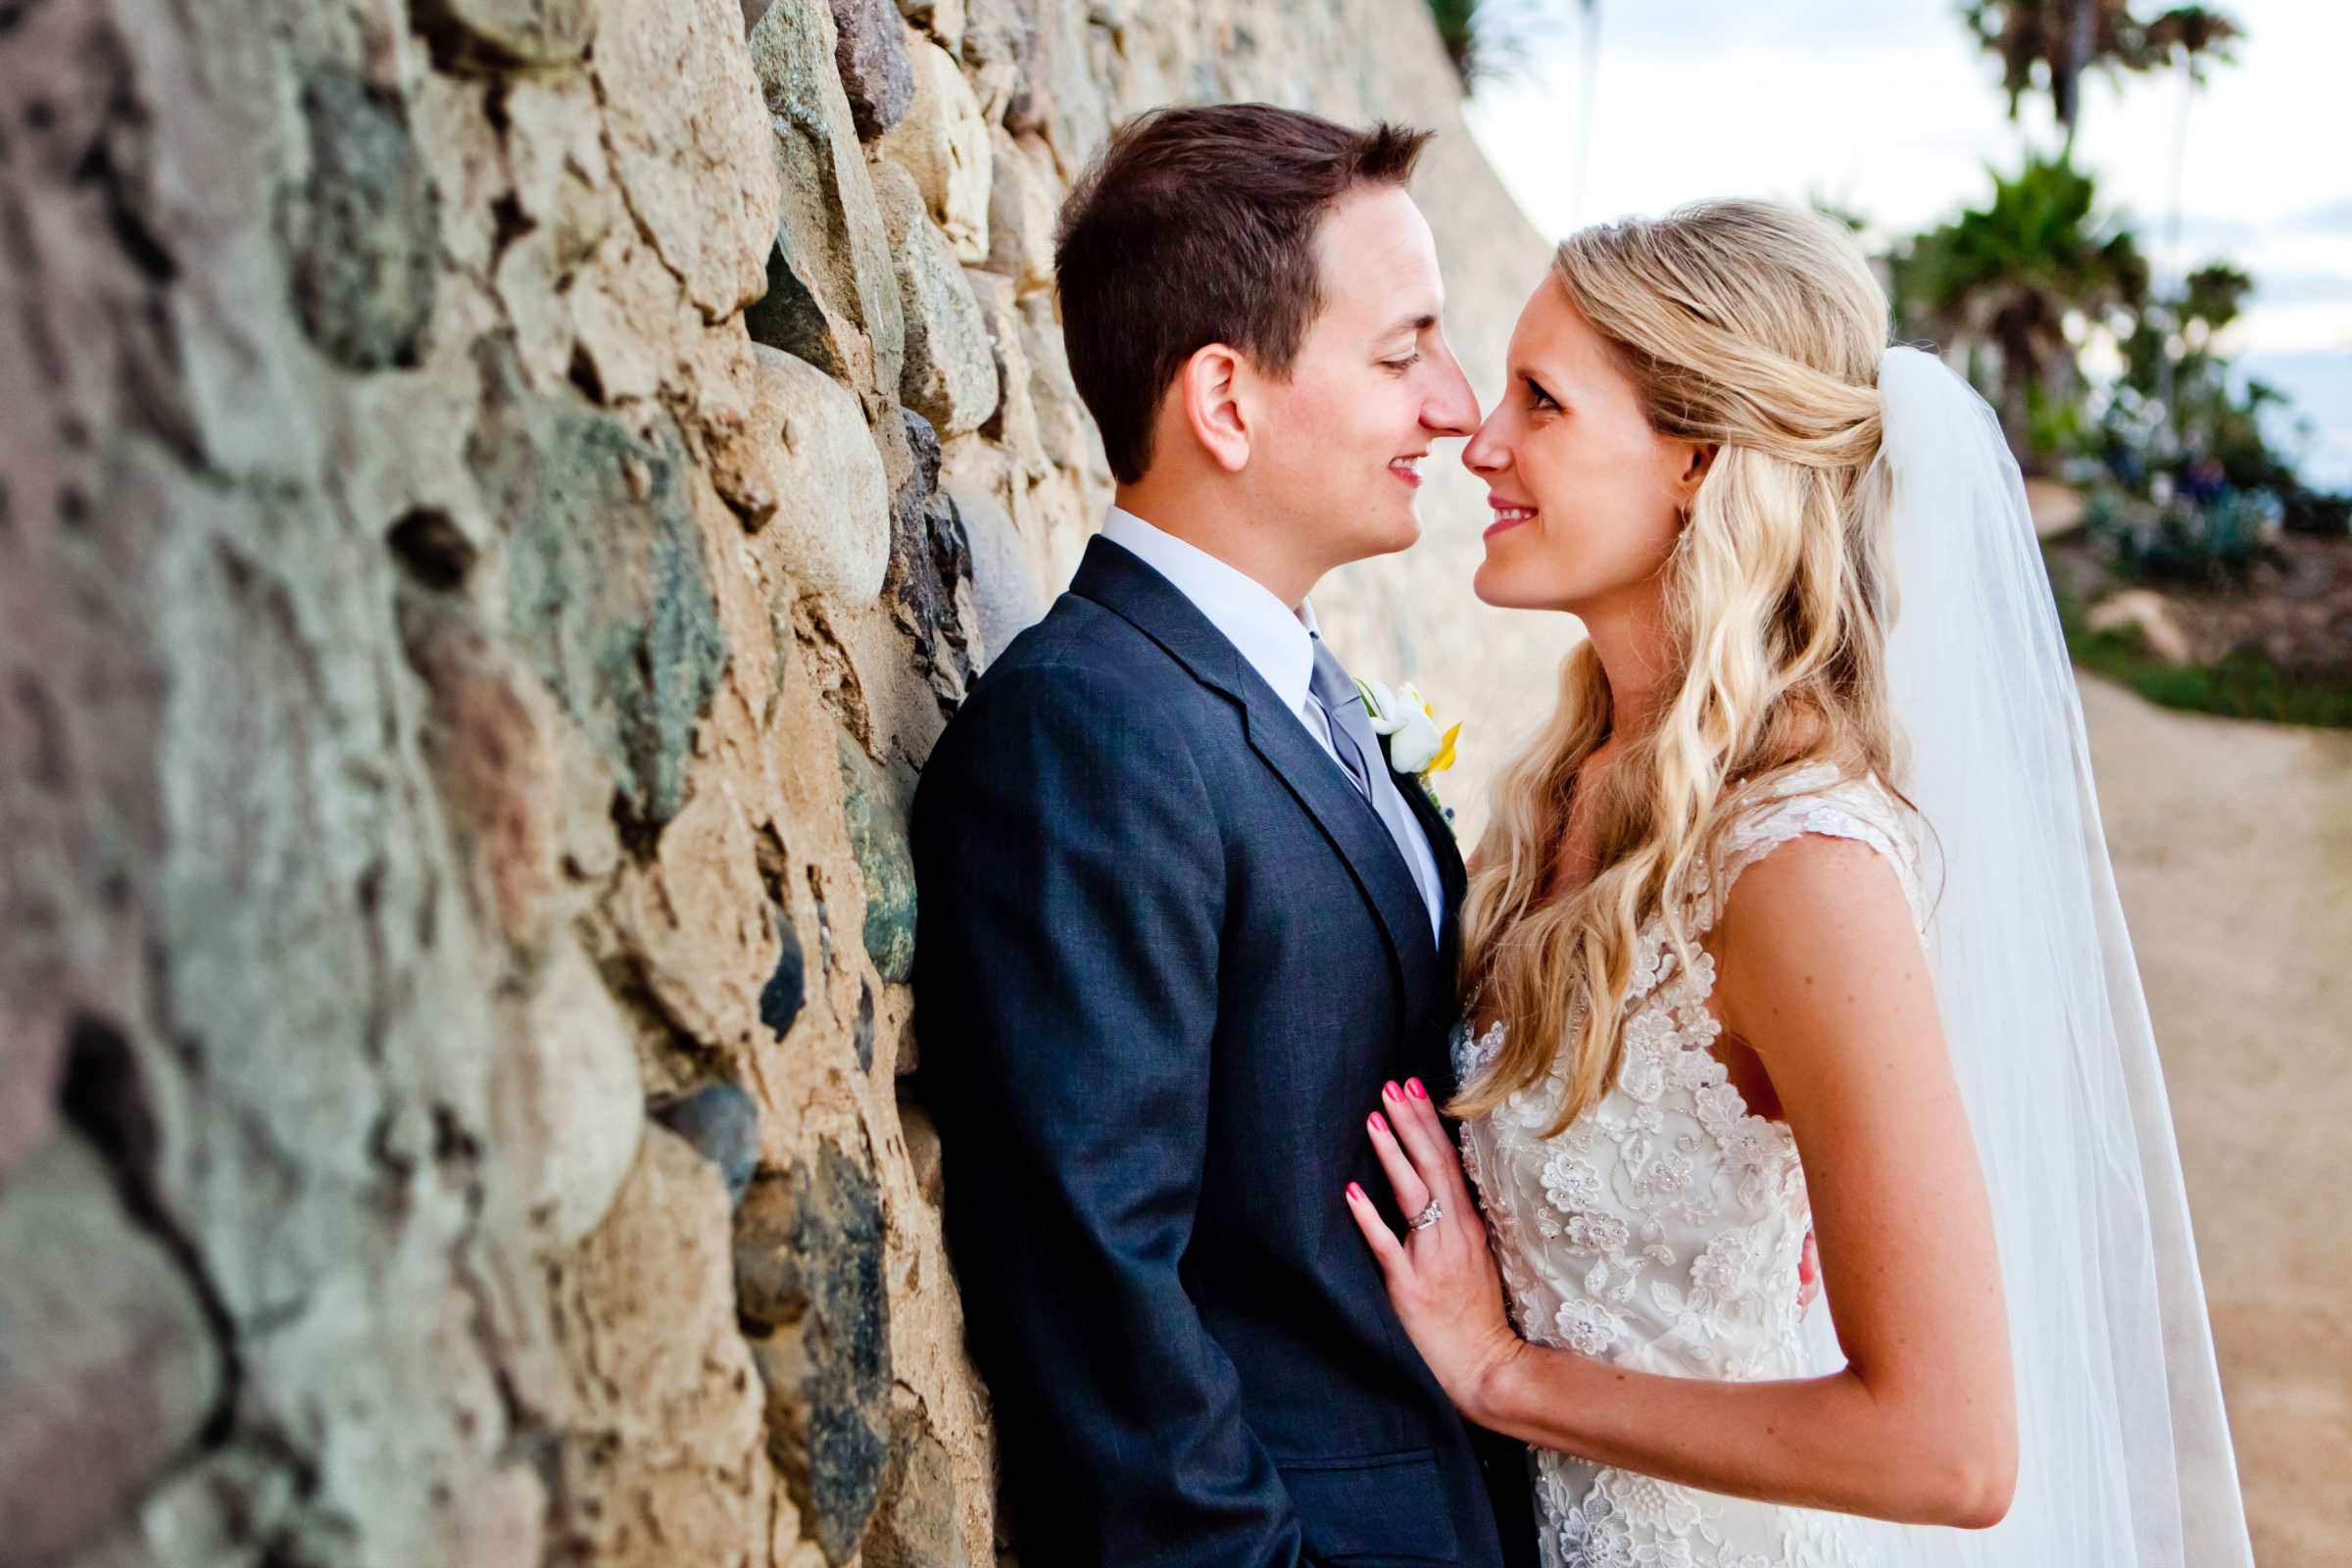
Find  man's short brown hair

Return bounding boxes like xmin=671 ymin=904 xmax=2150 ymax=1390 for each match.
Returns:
xmin=1053 ymin=104 xmax=1434 ymax=485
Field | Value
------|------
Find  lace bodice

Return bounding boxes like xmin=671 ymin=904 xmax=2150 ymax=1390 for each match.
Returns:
xmin=1453 ymin=764 xmax=1926 ymax=1568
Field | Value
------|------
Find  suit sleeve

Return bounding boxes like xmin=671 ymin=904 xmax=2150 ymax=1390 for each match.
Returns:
xmin=910 ymin=663 xmax=1324 ymax=1566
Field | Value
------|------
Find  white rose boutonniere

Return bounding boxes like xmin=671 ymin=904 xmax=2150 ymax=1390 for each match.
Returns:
xmin=1352 ymin=677 xmax=1461 ymax=825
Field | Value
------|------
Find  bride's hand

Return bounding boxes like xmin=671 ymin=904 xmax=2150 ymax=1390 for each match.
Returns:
xmin=1344 ymin=1077 xmax=1526 ymax=1424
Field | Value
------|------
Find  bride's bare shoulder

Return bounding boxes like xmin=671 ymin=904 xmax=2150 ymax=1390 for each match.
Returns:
xmin=1708 ymin=826 xmax=1933 ymax=1055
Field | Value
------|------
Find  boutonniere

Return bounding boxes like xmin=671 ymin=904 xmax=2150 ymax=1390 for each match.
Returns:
xmin=1353 ymin=677 xmax=1461 ymax=825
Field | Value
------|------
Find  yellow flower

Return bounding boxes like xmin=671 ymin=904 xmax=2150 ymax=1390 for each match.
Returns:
xmin=1361 ymin=678 xmax=1462 ymax=779
xmin=1425 ymin=721 xmax=1461 ymax=775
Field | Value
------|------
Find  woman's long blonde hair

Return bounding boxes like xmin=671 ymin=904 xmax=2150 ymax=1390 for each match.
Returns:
xmin=1452 ymin=199 xmax=1906 ymax=1136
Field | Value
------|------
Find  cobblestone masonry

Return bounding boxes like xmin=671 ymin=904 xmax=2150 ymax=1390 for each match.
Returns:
xmin=0 ymin=1 xmax=1555 ymax=1562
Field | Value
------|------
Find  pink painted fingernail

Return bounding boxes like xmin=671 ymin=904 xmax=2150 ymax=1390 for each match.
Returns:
xmin=1406 ymin=1078 xmax=1429 ymax=1101
xmin=1369 ymin=1111 xmax=1390 ymax=1135
xmin=1383 ymin=1081 xmax=1402 ymax=1102
xmin=1347 ymin=1182 xmax=1365 ymax=1201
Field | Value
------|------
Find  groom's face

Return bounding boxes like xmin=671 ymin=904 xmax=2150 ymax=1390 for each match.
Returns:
xmin=1246 ymin=186 xmax=1478 ymax=568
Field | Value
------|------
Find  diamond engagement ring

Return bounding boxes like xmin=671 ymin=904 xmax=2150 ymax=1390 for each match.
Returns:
xmin=1407 ymin=1200 xmax=1444 ymax=1232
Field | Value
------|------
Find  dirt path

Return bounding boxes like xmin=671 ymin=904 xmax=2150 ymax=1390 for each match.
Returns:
xmin=2078 ymin=673 xmax=2352 ymax=1564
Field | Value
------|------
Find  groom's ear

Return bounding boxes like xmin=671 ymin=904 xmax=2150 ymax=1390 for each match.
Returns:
xmin=1178 ymin=343 xmax=1253 ymax=473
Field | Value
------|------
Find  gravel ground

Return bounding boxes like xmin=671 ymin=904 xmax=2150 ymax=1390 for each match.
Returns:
xmin=2080 ymin=672 xmax=2352 ymax=1565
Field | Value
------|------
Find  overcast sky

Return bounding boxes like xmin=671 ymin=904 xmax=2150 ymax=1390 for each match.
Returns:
xmin=1460 ymin=0 xmax=2352 ymax=487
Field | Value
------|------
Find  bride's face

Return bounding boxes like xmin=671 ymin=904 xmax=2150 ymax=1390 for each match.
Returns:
xmin=1463 ymin=275 xmax=1697 ymax=613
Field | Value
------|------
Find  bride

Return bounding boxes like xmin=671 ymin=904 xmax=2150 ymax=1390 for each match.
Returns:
xmin=1342 ymin=200 xmax=2253 ymax=1566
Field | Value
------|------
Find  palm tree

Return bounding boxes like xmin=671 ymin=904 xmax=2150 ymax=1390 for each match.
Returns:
xmin=1426 ymin=0 xmax=1598 ymax=107
xmin=1427 ymin=0 xmax=1479 ymax=80
xmin=1893 ymin=156 xmax=2150 ymax=466
xmin=1958 ymin=1 xmax=2241 ymax=155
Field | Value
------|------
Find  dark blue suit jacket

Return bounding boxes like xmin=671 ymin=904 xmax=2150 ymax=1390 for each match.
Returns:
xmin=911 ymin=535 xmax=1539 ymax=1566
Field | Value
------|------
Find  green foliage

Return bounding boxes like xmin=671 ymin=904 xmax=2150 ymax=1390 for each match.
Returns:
xmin=1886 ymin=155 xmax=2147 ymax=465
xmin=1884 ymin=142 xmax=2341 ymax=569
xmin=2046 ymin=556 xmax=2352 ymax=725
xmin=1421 ymin=0 xmax=1592 ymax=90
xmin=2070 ymin=256 xmax=2349 ymax=555
xmin=2081 ymin=486 xmax=2277 ymax=585
xmin=1425 ymin=0 xmax=1479 ymax=80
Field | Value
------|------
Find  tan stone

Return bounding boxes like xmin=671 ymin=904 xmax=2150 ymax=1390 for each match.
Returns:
xmin=491 ymin=224 xmax=582 ymax=389
xmin=741 ymin=344 xmax=895 ymax=604
xmin=963 ymin=267 xmax=1049 ymax=482
xmin=591 ymin=0 xmax=781 ymax=318
xmin=500 ymin=72 xmax=614 ymax=233
xmin=487 ymin=938 xmax=646 ymax=1247
xmin=547 ymin=1127 xmax=772 ymax=1565
xmin=408 ymin=74 xmax=511 ymax=279
xmin=2088 ymin=588 xmax=2197 ymax=665
xmin=612 ymin=774 xmax=779 ymax=1050
xmin=871 ymin=156 xmax=1000 ymax=438
xmin=877 ymin=32 xmax=992 ymax=264
xmin=401 ymin=599 xmax=563 ymax=952
xmin=1018 ymin=289 xmax=1105 ymax=487
xmin=568 ymin=217 xmax=692 ymax=404
xmin=985 ymin=127 xmax=1061 ymax=294
xmin=427 ymin=0 xmax=595 ymax=65
xmin=0 ymin=5 xmax=1595 ymax=1567
xmin=902 ymin=0 xmax=965 ymax=52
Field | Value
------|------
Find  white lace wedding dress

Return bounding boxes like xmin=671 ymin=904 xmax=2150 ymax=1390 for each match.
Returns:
xmin=1454 ymin=763 xmax=1924 ymax=1568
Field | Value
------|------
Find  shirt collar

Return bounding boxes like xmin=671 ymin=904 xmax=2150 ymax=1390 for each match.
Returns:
xmin=1100 ymin=507 xmax=1320 ymax=712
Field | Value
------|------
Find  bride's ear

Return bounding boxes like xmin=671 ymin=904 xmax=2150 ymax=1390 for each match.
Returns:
xmin=1671 ymin=440 xmax=1718 ymax=511
xmin=1180 ymin=343 xmax=1252 ymax=473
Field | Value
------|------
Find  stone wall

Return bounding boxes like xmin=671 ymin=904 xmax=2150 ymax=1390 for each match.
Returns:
xmin=0 ymin=1 xmax=1552 ymax=1565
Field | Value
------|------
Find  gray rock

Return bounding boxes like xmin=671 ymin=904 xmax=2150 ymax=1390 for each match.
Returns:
xmin=876 ymin=36 xmax=992 ymax=264
xmin=870 ymin=158 xmax=998 ymax=439
xmin=866 ymin=1394 xmax=970 ymax=1568
xmin=830 ymin=0 xmax=916 ymax=140
xmin=1026 ymin=0 xmax=1109 ymax=173
xmin=283 ymin=63 xmax=438 ymax=371
xmin=881 ymin=408 xmax=976 ymax=684
xmin=852 ymin=981 xmax=876 ymax=1072
xmin=761 ymin=905 xmax=808 ymax=1040
xmin=738 ymin=1137 xmax=892 ymax=1565
xmin=749 ymin=0 xmax=907 ymax=400
xmin=948 ymin=482 xmax=1045 ymax=662
xmin=468 ymin=346 xmax=727 ymax=829
xmin=744 ymin=344 xmax=894 ymax=605
xmin=959 ymin=0 xmax=1037 ymax=126
xmin=837 ymin=735 xmax=916 ymax=985
xmin=0 ymin=1135 xmax=223 ymax=1565
xmin=877 ymin=410 xmax=978 ymax=690
xmin=651 ymin=1083 xmax=761 ymax=1208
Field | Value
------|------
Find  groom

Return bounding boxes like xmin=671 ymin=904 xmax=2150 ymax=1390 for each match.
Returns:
xmin=910 ymin=104 xmax=1535 ymax=1565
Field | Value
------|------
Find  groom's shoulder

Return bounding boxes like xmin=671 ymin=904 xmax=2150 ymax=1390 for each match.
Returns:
xmin=962 ymin=589 xmax=1201 ymax=715
xmin=921 ymin=593 xmax=1221 ymax=791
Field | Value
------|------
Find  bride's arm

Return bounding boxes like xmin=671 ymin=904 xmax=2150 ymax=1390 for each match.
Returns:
xmin=1348 ymin=833 xmax=2017 ymax=1528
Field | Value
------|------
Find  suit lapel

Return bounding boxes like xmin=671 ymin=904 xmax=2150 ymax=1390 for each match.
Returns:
xmin=1386 ymin=745 xmax=1472 ymax=1094
xmin=1070 ymin=537 xmax=1440 ymax=1026
xmin=1389 ymin=758 xmax=1466 ymax=931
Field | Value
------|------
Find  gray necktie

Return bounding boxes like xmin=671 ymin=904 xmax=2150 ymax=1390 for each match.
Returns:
xmin=1308 ymin=636 xmax=1441 ymax=939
